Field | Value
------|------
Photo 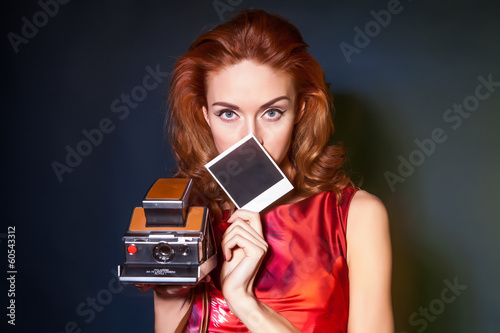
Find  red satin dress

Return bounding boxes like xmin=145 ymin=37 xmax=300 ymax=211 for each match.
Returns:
xmin=187 ymin=187 xmax=358 ymax=332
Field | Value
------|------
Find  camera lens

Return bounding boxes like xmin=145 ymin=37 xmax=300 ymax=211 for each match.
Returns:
xmin=153 ymin=242 xmax=175 ymax=263
xmin=159 ymin=244 xmax=171 ymax=256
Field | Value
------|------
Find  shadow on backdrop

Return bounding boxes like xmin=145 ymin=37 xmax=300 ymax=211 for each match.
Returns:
xmin=332 ymin=93 xmax=469 ymax=332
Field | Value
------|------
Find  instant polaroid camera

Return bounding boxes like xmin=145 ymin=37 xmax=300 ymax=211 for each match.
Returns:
xmin=118 ymin=178 xmax=217 ymax=285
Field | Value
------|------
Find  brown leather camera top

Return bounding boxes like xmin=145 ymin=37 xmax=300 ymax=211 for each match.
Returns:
xmin=145 ymin=178 xmax=190 ymax=200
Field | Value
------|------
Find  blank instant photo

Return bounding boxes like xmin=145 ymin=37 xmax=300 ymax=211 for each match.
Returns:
xmin=205 ymin=134 xmax=293 ymax=212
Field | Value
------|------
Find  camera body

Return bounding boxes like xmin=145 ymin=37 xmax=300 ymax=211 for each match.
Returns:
xmin=118 ymin=178 xmax=217 ymax=285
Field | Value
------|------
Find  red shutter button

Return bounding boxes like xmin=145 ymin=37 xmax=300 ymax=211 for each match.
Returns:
xmin=127 ymin=245 xmax=138 ymax=254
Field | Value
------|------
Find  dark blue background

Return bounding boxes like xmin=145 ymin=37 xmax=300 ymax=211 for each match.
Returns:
xmin=2 ymin=1 xmax=499 ymax=332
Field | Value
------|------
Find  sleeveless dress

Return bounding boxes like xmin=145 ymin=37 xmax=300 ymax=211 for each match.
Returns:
xmin=187 ymin=187 xmax=358 ymax=333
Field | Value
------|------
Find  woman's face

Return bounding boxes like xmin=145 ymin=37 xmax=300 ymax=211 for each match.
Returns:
xmin=203 ymin=60 xmax=297 ymax=169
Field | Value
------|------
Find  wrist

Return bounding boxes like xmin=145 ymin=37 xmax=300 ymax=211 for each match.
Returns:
xmin=224 ymin=290 xmax=259 ymax=317
xmin=225 ymin=292 xmax=300 ymax=333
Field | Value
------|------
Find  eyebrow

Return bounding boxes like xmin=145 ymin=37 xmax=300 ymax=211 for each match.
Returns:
xmin=212 ymin=96 xmax=291 ymax=110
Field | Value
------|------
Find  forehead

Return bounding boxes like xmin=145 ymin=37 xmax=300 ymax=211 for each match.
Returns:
xmin=205 ymin=60 xmax=295 ymax=104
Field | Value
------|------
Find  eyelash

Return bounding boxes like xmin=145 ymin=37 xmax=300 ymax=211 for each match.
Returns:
xmin=214 ymin=108 xmax=286 ymax=121
xmin=215 ymin=110 xmax=238 ymax=120
xmin=263 ymin=108 xmax=286 ymax=120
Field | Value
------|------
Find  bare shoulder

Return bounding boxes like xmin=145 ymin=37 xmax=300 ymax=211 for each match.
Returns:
xmin=346 ymin=189 xmax=391 ymax=263
xmin=348 ymin=190 xmax=388 ymax=228
xmin=350 ymin=189 xmax=386 ymax=210
xmin=345 ymin=190 xmax=394 ymax=331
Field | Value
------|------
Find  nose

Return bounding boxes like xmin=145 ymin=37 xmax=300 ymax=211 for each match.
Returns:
xmin=245 ymin=119 xmax=264 ymax=145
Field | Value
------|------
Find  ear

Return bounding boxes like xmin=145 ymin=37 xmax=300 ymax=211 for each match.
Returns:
xmin=202 ymin=105 xmax=211 ymax=127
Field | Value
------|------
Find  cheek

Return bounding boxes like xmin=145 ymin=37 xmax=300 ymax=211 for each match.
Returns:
xmin=263 ymin=124 xmax=294 ymax=164
xmin=213 ymin=136 xmax=231 ymax=153
xmin=209 ymin=122 xmax=240 ymax=153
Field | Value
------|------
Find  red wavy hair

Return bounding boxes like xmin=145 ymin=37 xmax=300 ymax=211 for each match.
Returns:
xmin=167 ymin=9 xmax=351 ymax=216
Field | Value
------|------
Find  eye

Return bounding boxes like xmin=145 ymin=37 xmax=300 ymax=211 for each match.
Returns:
xmin=262 ymin=108 xmax=286 ymax=121
xmin=215 ymin=109 xmax=239 ymax=121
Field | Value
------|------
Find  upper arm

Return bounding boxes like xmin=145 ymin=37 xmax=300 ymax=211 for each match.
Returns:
xmin=346 ymin=190 xmax=394 ymax=333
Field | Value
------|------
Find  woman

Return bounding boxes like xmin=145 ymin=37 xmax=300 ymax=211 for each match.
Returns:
xmin=153 ymin=8 xmax=393 ymax=332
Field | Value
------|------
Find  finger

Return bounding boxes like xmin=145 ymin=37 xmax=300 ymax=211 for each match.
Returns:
xmin=223 ymin=220 xmax=267 ymax=250
xmin=222 ymin=232 xmax=268 ymax=262
xmin=222 ymin=220 xmax=268 ymax=254
xmin=134 ymin=284 xmax=152 ymax=291
xmin=227 ymin=209 xmax=259 ymax=224
xmin=225 ymin=218 xmax=262 ymax=237
xmin=227 ymin=210 xmax=263 ymax=235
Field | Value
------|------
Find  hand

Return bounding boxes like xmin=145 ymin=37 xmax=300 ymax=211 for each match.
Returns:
xmin=220 ymin=210 xmax=268 ymax=309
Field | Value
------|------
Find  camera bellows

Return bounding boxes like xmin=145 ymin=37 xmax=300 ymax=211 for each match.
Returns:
xmin=143 ymin=178 xmax=192 ymax=227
